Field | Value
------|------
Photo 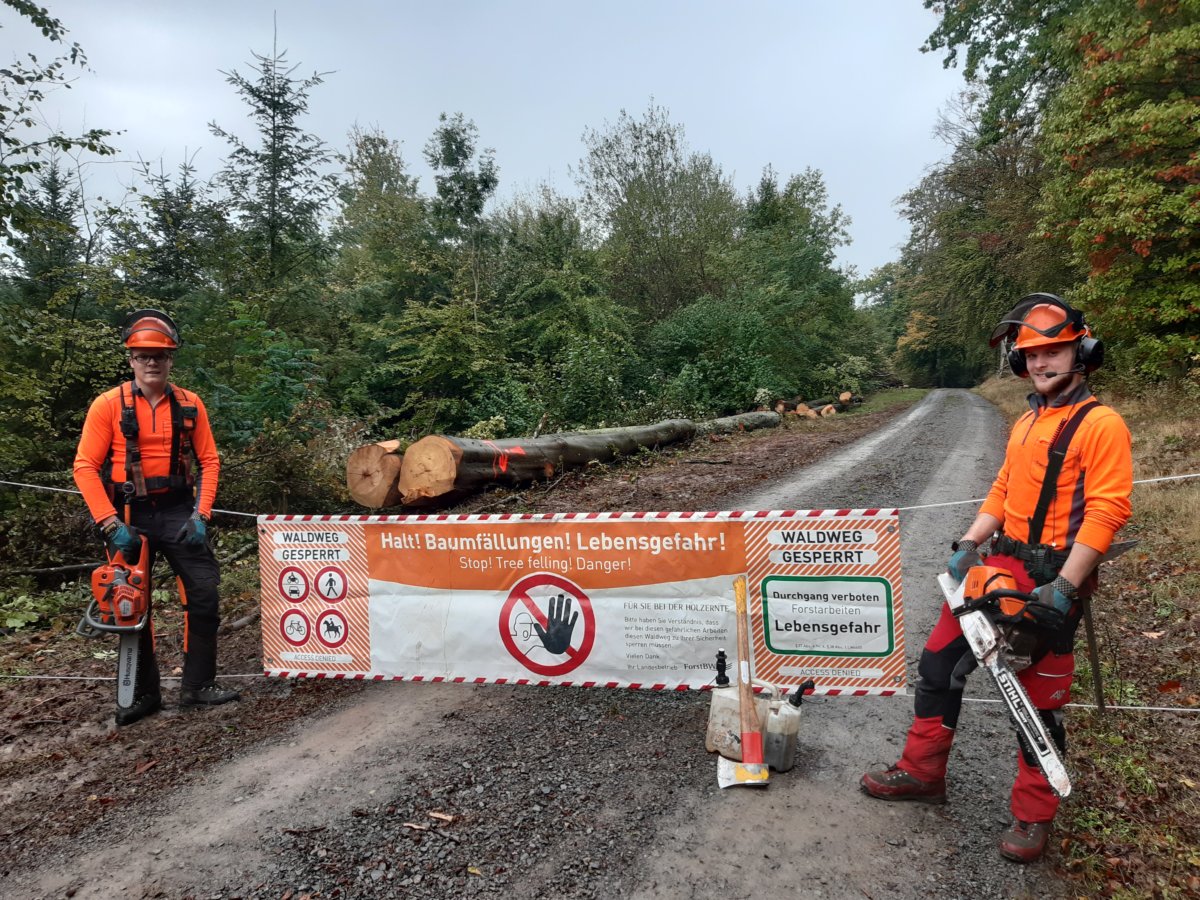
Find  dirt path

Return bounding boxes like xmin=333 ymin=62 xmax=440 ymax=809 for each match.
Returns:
xmin=2 ymin=391 xmax=1072 ymax=899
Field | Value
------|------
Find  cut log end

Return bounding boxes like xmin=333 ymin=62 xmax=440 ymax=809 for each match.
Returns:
xmin=398 ymin=435 xmax=463 ymax=505
xmin=346 ymin=441 xmax=405 ymax=508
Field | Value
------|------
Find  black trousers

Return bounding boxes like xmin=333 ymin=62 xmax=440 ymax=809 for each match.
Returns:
xmin=124 ymin=495 xmax=222 ymax=690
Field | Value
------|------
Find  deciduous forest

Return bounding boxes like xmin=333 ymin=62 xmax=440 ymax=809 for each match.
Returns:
xmin=2 ymin=0 xmax=1196 ymax=529
xmin=1 ymin=2 xmax=1199 ymax=895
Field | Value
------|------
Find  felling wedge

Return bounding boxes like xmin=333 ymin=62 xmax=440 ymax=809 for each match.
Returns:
xmin=717 ymin=575 xmax=770 ymax=789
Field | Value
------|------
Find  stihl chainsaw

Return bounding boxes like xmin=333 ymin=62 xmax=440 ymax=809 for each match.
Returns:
xmin=937 ymin=568 xmax=1072 ymax=799
xmin=78 ymin=533 xmax=151 ymax=711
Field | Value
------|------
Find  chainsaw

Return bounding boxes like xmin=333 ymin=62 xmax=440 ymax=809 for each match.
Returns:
xmin=78 ymin=533 xmax=151 ymax=711
xmin=937 ymin=568 xmax=1073 ymax=798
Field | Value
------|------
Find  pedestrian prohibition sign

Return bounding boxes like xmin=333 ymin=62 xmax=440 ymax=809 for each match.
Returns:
xmin=315 ymin=566 xmax=348 ymax=603
xmin=499 ymin=572 xmax=596 ymax=676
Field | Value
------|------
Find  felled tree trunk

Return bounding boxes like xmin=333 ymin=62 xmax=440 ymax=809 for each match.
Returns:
xmin=346 ymin=440 xmax=406 ymax=509
xmin=397 ymin=419 xmax=698 ymax=506
xmin=695 ymin=411 xmax=781 ymax=435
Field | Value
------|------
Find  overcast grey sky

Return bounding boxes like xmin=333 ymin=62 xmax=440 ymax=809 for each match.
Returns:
xmin=4 ymin=1 xmax=967 ymax=277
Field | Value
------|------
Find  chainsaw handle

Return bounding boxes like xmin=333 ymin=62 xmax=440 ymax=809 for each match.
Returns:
xmin=79 ymin=598 xmax=148 ymax=634
xmin=953 ymin=588 xmax=1038 ymax=618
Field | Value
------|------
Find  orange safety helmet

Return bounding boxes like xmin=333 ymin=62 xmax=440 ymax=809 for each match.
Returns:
xmin=988 ymin=293 xmax=1103 ymax=376
xmin=121 ymin=309 xmax=180 ymax=350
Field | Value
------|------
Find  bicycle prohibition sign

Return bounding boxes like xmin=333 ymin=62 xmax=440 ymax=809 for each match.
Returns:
xmin=280 ymin=609 xmax=312 ymax=646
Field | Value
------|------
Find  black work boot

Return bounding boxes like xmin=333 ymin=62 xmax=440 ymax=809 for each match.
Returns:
xmin=115 ymin=691 xmax=163 ymax=727
xmin=179 ymin=681 xmax=241 ymax=708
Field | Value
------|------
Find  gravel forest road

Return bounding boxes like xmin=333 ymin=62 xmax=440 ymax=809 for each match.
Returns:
xmin=5 ymin=389 xmax=1073 ymax=900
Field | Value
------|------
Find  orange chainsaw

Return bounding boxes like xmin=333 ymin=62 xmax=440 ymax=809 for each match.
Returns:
xmin=78 ymin=533 xmax=151 ymax=711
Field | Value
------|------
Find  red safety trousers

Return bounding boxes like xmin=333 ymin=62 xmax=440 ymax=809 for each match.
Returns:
xmin=896 ymin=554 xmax=1074 ymax=823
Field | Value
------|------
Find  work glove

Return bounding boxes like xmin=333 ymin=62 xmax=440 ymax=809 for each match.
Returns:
xmin=947 ymin=539 xmax=982 ymax=582
xmin=102 ymin=521 xmax=141 ymax=561
xmin=176 ymin=513 xmax=208 ymax=546
xmin=1029 ymin=576 xmax=1077 ymax=630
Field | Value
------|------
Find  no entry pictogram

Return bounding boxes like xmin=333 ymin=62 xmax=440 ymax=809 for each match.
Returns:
xmin=280 ymin=609 xmax=311 ymax=646
xmin=499 ymin=572 xmax=596 ymax=676
xmin=315 ymin=566 xmax=348 ymax=603
xmin=279 ymin=566 xmax=309 ymax=603
xmin=315 ymin=609 xmax=349 ymax=649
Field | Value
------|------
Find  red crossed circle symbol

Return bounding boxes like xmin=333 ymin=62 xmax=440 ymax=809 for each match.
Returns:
xmin=499 ymin=572 xmax=595 ymax=676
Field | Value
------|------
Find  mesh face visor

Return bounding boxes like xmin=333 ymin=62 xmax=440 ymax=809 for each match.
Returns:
xmin=988 ymin=296 xmax=1083 ymax=348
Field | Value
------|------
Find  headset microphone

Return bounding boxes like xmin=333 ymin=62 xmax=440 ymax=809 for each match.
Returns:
xmin=1038 ymin=365 xmax=1086 ymax=379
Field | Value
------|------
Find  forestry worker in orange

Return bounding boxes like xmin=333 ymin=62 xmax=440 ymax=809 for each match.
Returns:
xmin=74 ymin=309 xmax=240 ymax=726
xmin=860 ymin=293 xmax=1133 ymax=864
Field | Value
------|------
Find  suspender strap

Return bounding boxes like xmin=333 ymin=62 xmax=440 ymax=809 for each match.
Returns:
xmin=110 ymin=383 xmax=196 ymax=503
xmin=1027 ymin=400 xmax=1100 ymax=545
xmin=169 ymin=390 xmax=184 ymax=479
xmin=118 ymin=382 xmax=148 ymax=499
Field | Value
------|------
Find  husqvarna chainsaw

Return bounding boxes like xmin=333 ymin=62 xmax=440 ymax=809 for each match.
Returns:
xmin=78 ymin=534 xmax=151 ymax=711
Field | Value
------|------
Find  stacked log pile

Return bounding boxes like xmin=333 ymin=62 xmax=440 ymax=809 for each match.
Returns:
xmin=773 ymin=391 xmax=857 ymax=418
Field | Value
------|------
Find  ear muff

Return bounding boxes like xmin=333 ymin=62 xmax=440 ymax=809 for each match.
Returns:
xmin=1077 ymin=334 xmax=1104 ymax=373
xmin=1008 ymin=345 xmax=1029 ymax=378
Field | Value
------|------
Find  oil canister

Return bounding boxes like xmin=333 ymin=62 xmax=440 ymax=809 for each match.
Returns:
xmin=763 ymin=698 xmax=802 ymax=772
xmin=705 ymin=680 xmax=777 ymax=761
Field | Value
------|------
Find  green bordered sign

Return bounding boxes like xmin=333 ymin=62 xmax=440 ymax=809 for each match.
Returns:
xmin=761 ymin=575 xmax=894 ymax=658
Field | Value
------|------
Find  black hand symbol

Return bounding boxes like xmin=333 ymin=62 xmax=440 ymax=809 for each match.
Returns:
xmin=535 ymin=593 xmax=578 ymax=655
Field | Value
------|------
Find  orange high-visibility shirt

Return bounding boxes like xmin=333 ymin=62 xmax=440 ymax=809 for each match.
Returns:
xmin=73 ymin=382 xmax=220 ymax=522
xmin=980 ymin=388 xmax=1132 ymax=555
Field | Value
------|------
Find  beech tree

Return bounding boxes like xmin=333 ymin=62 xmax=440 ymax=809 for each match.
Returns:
xmin=1038 ymin=0 xmax=1199 ymax=378
xmin=576 ymin=102 xmax=739 ymax=317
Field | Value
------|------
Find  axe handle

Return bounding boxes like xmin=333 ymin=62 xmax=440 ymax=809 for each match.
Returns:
xmin=733 ymin=576 xmax=763 ymax=760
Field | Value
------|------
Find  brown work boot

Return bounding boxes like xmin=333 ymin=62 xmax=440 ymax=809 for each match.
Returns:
xmin=998 ymin=819 xmax=1051 ymax=863
xmin=860 ymin=765 xmax=946 ymax=803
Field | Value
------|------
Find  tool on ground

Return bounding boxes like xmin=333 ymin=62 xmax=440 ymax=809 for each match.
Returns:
xmin=939 ymin=569 xmax=1071 ymax=798
xmin=78 ymin=532 xmax=151 ymax=711
xmin=717 ymin=575 xmax=769 ymax=789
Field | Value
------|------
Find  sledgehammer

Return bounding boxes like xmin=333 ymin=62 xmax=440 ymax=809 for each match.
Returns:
xmin=717 ymin=575 xmax=769 ymax=789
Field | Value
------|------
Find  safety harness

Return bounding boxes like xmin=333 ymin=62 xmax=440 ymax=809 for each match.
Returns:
xmin=992 ymin=399 xmax=1100 ymax=584
xmin=105 ymin=381 xmax=199 ymax=505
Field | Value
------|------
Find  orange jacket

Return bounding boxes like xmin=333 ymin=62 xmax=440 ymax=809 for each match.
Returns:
xmin=73 ymin=382 xmax=220 ymax=522
xmin=980 ymin=385 xmax=1132 ymax=554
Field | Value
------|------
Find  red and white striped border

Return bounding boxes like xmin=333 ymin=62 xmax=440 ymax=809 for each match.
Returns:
xmin=258 ymin=508 xmax=898 ymax=524
xmin=261 ymin=669 xmax=902 ymax=696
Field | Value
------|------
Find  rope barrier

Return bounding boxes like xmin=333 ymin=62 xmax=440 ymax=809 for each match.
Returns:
xmin=2 ymin=672 xmax=1196 ymax=716
xmin=4 ymin=472 xmax=1200 ymax=519
xmin=0 ymin=673 xmax=260 ymax=682
xmin=0 ymin=479 xmax=259 ymax=518
xmin=895 ymin=471 xmax=1200 ymax=512
xmin=3 ymin=474 xmax=1198 ymax=719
